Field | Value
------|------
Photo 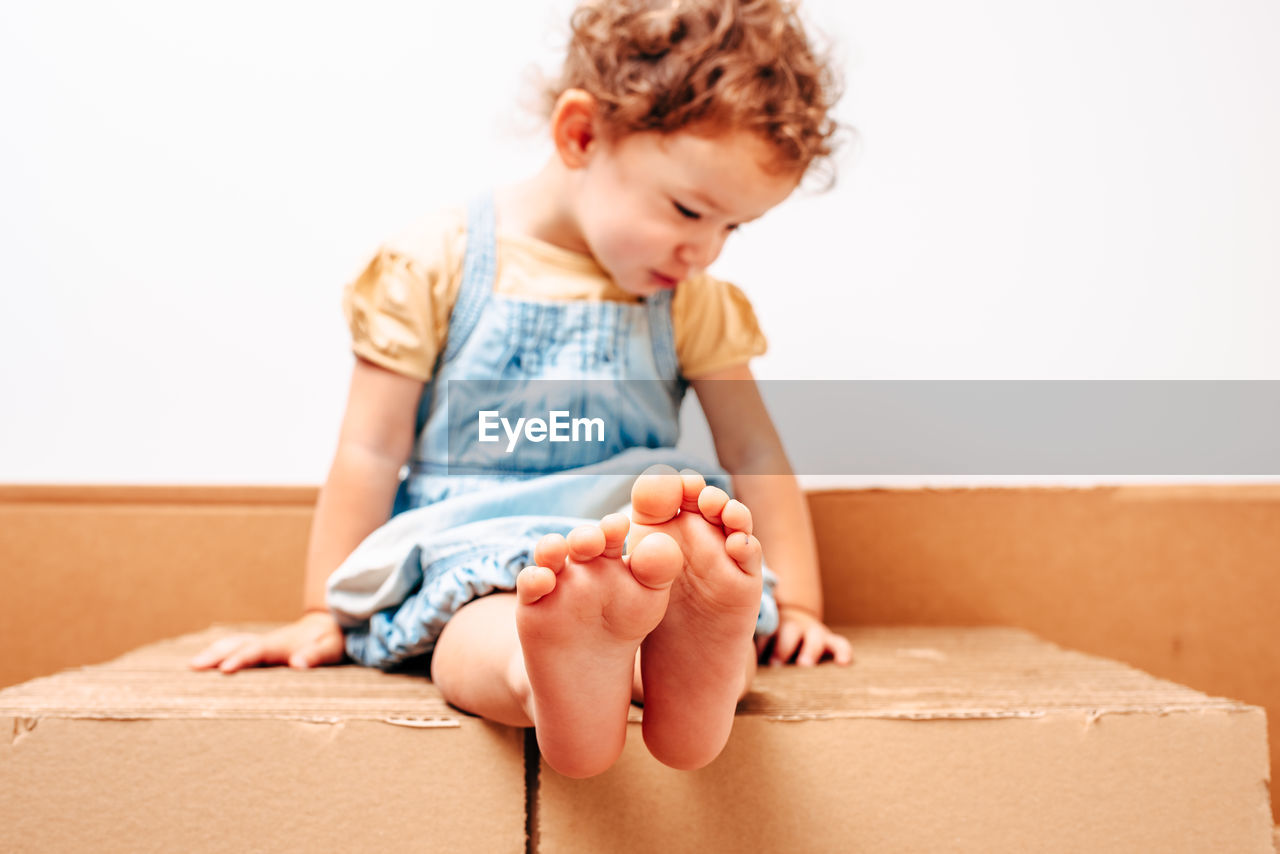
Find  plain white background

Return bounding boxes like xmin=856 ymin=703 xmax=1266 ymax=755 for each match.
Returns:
xmin=2 ymin=1 xmax=1277 ymax=486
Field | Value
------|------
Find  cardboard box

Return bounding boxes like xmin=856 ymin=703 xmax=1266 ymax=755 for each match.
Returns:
xmin=538 ymin=626 xmax=1276 ymax=854
xmin=4 ymin=483 xmax=1280 ymax=821
xmin=0 ymin=626 xmax=527 ymax=854
xmin=0 ymin=486 xmax=316 ymax=690
xmin=808 ymin=482 xmax=1280 ymax=816
xmin=3 ymin=625 xmax=1273 ymax=853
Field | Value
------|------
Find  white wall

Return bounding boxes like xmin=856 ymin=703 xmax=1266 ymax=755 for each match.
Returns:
xmin=2 ymin=1 xmax=1277 ymax=485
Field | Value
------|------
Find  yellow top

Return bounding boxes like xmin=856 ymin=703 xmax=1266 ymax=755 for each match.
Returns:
xmin=342 ymin=206 xmax=768 ymax=382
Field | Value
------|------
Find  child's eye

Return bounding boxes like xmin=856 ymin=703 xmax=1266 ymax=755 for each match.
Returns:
xmin=672 ymin=201 xmax=701 ymax=220
xmin=673 ymin=199 xmax=739 ymax=232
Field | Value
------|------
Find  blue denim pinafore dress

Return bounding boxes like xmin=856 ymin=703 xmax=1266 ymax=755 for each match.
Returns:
xmin=327 ymin=195 xmax=779 ymax=669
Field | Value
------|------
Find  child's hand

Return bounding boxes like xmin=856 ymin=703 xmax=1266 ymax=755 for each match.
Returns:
xmin=758 ymin=605 xmax=854 ymax=667
xmin=188 ymin=611 xmax=346 ymax=673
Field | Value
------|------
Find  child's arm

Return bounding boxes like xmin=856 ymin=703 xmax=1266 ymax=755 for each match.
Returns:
xmin=690 ymin=364 xmax=853 ymax=667
xmin=189 ymin=356 xmax=423 ymax=672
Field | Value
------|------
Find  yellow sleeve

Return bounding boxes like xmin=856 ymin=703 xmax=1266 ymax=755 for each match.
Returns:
xmin=340 ymin=209 xmax=465 ymax=381
xmin=672 ymin=274 xmax=768 ymax=378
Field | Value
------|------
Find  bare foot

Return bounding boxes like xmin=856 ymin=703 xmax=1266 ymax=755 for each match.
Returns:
xmin=514 ymin=512 xmax=682 ymax=778
xmin=629 ymin=465 xmax=764 ymax=770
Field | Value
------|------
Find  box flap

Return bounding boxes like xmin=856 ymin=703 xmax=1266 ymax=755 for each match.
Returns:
xmin=546 ymin=627 xmax=1273 ymax=854
xmin=625 ymin=626 xmax=1254 ymax=723
xmin=0 ymin=624 xmax=458 ymax=727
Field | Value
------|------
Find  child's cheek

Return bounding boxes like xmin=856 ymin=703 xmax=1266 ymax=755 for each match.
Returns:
xmin=601 ymin=222 xmax=656 ymax=268
xmin=629 ymin=218 xmax=676 ymax=260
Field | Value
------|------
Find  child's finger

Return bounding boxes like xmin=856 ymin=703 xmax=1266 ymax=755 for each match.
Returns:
xmin=257 ymin=631 xmax=304 ymax=664
xmin=830 ymin=633 xmax=854 ymax=665
xmin=218 ymin=639 xmax=266 ymax=673
xmin=771 ymin=621 xmax=803 ymax=665
xmin=189 ymin=634 xmax=254 ymax=669
xmin=795 ymin=625 xmax=828 ymax=666
xmin=289 ymin=642 xmax=318 ymax=669
xmin=293 ymin=639 xmax=338 ymax=669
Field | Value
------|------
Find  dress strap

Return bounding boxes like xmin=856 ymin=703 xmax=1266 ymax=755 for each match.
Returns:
xmin=645 ymin=288 xmax=680 ymax=380
xmin=442 ymin=193 xmax=498 ymax=363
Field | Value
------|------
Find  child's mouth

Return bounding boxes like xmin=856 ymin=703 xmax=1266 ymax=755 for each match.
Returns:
xmin=649 ymin=270 xmax=678 ymax=289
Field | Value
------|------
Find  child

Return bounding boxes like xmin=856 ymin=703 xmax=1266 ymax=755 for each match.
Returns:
xmin=190 ymin=0 xmax=853 ymax=778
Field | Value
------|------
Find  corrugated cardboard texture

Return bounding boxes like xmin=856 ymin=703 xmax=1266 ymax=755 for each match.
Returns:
xmin=4 ymin=625 xmax=1271 ymax=853
xmin=2 ymin=483 xmax=1279 ymax=816
xmin=539 ymin=627 xmax=1275 ymax=854
xmin=0 ymin=626 xmax=526 ymax=854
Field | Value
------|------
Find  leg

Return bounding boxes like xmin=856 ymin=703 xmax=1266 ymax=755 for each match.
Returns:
xmin=430 ymin=592 xmax=532 ymax=726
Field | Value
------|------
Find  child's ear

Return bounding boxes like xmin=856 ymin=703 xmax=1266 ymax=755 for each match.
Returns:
xmin=550 ymin=88 xmax=601 ymax=169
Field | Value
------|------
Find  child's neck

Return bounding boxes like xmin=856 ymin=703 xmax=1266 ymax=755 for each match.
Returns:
xmin=494 ymin=159 xmax=592 ymax=258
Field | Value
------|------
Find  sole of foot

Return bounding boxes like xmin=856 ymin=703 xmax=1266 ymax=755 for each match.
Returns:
xmin=515 ymin=511 xmax=683 ymax=778
xmin=628 ymin=465 xmax=763 ymax=770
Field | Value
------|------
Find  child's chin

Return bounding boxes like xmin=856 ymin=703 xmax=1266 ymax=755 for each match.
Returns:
xmin=617 ymin=278 xmax=663 ymax=297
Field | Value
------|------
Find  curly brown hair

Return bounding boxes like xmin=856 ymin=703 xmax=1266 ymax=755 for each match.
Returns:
xmin=543 ymin=0 xmax=842 ymax=185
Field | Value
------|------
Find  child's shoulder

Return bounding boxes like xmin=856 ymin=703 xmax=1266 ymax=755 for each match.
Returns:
xmin=379 ymin=204 xmax=469 ymax=272
xmin=342 ymin=204 xmax=470 ymax=383
xmin=672 ymin=271 xmax=763 ymax=332
xmin=672 ymin=272 xmax=768 ymax=379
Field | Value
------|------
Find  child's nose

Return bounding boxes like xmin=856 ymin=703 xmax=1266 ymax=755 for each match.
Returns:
xmin=676 ymin=233 xmax=726 ymax=269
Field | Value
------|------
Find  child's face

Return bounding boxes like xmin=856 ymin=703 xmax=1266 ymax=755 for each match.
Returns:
xmin=573 ymin=127 xmax=801 ymax=297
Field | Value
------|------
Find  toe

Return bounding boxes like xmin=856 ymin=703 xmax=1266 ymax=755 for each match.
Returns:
xmin=625 ymin=531 xmax=684 ymax=590
xmin=599 ymin=513 xmax=630 ymax=558
xmin=724 ymin=531 xmax=762 ymax=577
xmin=630 ymin=464 xmax=684 ymax=525
xmin=567 ymin=524 xmax=606 ymax=561
xmin=516 ymin=565 xmax=557 ymax=604
xmin=720 ymin=499 xmax=753 ymax=536
xmin=678 ymin=469 xmax=706 ymax=512
xmin=534 ymin=533 xmax=569 ymax=572
xmin=696 ymin=485 xmax=731 ymax=526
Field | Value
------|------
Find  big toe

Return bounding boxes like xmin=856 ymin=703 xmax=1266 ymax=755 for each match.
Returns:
xmin=630 ymin=464 xmax=685 ymax=525
xmin=626 ymin=531 xmax=684 ymax=590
